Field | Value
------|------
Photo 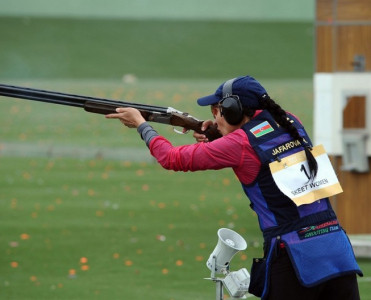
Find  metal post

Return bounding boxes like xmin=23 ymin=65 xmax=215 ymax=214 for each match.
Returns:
xmin=215 ymin=279 xmax=224 ymax=300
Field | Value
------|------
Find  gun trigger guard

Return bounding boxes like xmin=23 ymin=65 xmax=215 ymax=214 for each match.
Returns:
xmin=173 ymin=127 xmax=189 ymax=135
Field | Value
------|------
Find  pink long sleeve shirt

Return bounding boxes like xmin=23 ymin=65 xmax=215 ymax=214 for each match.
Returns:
xmin=149 ymin=128 xmax=261 ymax=186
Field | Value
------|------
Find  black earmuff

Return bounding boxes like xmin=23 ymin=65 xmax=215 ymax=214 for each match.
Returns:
xmin=219 ymin=78 xmax=244 ymax=125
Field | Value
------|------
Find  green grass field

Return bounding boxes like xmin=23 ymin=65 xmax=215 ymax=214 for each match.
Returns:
xmin=0 ymin=156 xmax=261 ymax=299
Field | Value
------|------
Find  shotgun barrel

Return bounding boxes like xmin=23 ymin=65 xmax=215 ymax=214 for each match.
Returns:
xmin=0 ymin=83 xmax=221 ymax=141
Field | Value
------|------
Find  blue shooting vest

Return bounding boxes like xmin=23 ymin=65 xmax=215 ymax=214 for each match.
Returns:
xmin=241 ymin=111 xmax=362 ymax=299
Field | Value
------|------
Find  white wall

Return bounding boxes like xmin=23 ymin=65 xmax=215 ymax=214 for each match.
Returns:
xmin=314 ymin=73 xmax=371 ymax=156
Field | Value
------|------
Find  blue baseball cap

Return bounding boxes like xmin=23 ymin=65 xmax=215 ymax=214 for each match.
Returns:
xmin=197 ymin=76 xmax=267 ymax=108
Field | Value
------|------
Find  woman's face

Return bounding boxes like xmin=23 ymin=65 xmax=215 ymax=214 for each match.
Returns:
xmin=211 ymin=104 xmax=239 ymax=136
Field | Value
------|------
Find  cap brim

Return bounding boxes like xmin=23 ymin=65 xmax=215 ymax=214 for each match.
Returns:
xmin=197 ymin=94 xmax=220 ymax=106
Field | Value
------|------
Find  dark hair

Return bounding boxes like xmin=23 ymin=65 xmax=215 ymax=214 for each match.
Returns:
xmin=242 ymin=107 xmax=256 ymax=119
xmin=257 ymin=95 xmax=318 ymax=181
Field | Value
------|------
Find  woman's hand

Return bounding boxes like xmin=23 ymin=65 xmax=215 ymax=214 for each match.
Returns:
xmin=105 ymin=107 xmax=146 ymax=128
xmin=192 ymin=119 xmax=215 ymax=143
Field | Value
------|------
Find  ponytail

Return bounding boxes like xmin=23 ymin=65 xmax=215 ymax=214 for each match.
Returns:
xmin=259 ymin=94 xmax=318 ymax=181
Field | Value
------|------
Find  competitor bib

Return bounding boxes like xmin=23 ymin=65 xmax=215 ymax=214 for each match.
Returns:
xmin=269 ymin=145 xmax=343 ymax=206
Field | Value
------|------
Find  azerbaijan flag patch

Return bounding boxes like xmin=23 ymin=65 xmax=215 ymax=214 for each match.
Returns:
xmin=250 ymin=121 xmax=274 ymax=137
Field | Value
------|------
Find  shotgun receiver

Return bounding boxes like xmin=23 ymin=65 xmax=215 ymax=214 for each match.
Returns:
xmin=0 ymin=84 xmax=221 ymax=141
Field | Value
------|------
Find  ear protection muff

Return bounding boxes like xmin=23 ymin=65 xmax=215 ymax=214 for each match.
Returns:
xmin=219 ymin=78 xmax=244 ymax=125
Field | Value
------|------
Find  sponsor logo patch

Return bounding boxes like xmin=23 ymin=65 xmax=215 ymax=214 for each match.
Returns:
xmin=297 ymin=220 xmax=340 ymax=240
xmin=250 ymin=121 xmax=274 ymax=138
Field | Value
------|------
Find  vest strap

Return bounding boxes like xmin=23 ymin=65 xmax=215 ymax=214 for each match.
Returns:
xmin=263 ymin=209 xmax=337 ymax=241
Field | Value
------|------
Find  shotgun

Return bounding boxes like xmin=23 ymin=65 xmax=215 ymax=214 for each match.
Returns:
xmin=0 ymin=84 xmax=221 ymax=141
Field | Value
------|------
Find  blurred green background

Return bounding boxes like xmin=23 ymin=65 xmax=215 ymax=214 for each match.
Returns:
xmin=0 ymin=18 xmax=314 ymax=80
xmin=0 ymin=0 xmax=314 ymax=80
xmin=1 ymin=1 xmax=370 ymax=299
